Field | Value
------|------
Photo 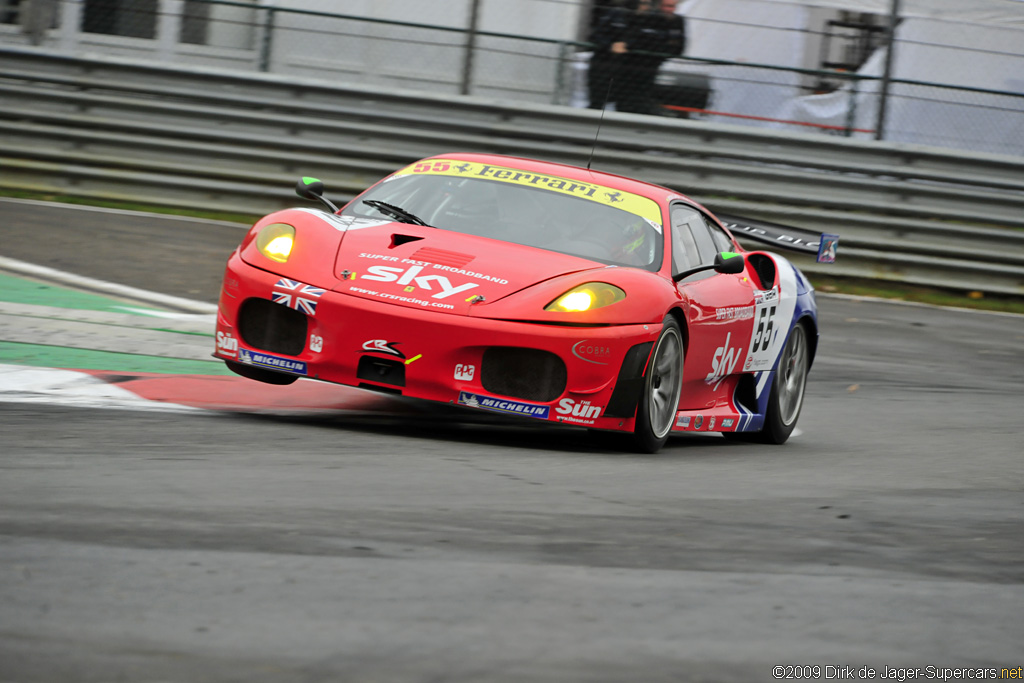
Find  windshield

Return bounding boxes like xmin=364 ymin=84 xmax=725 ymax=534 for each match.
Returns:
xmin=341 ymin=160 xmax=665 ymax=271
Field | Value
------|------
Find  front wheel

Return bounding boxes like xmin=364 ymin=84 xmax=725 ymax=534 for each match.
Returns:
xmin=632 ymin=316 xmax=684 ymax=453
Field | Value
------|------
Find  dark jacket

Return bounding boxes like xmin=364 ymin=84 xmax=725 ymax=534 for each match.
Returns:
xmin=589 ymin=7 xmax=633 ymax=62
xmin=623 ymin=9 xmax=686 ymax=70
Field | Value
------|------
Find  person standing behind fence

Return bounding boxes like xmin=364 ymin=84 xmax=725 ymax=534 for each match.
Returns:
xmin=615 ymin=0 xmax=686 ymax=115
xmin=587 ymin=0 xmax=635 ymax=111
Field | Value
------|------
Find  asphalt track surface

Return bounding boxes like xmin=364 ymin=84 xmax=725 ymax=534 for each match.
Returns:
xmin=1 ymin=199 xmax=1023 ymax=682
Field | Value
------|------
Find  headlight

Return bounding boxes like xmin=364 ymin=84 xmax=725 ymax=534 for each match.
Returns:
xmin=545 ymin=283 xmax=625 ymax=313
xmin=255 ymin=223 xmax=295 ymax=263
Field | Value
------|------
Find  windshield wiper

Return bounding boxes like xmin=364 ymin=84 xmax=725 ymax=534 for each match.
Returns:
xmin=362 ymin=200 xmax=431 ymax=227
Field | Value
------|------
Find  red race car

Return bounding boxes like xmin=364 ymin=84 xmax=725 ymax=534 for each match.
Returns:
xmin=214 ymin=153 xmax=835 ymax=452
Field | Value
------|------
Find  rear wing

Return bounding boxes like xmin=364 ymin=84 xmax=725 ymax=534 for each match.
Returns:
xmin=716 ymin=213 xmax=838 ymax=264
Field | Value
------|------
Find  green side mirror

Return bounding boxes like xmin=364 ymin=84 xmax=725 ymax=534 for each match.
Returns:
xmin=714 ymin=252 xmax=745 ymax=274
xmin=296 ymin=177 xmax=324 ymax=201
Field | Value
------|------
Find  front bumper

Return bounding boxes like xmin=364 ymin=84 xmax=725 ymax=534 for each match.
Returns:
xmin=214 ymin=254 xmax=659 ymax=431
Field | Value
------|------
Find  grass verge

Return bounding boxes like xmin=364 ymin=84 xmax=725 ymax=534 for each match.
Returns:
xmin=810 ymin=275 xmax=1024 ymax=315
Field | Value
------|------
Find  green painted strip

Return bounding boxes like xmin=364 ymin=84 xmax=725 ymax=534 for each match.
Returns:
xmin=0 ymin=272 xmax=166 ymax=314
xmin=0 ymin=271 xmax=229 ymax=374
xmin=0 ymin=341 xmax=233 ymax=375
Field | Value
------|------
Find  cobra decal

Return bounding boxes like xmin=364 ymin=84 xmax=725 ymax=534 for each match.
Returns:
xmin=572 ymin=340 xmax=612 ymax=365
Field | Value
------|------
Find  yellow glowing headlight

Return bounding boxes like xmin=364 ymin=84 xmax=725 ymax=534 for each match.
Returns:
xmin=545 ymin=283 xmax=626 ymax=313
xmin=256 ymin=223 xmax=295 ymax=263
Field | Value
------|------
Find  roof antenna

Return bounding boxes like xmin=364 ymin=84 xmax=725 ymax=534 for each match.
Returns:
xmin=587 ymin=79 xmax=614 ymax=171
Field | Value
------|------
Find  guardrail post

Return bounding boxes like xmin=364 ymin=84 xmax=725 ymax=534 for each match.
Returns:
xmin=875 ymin=0 xmax=901 ymax=141
xmin=259 ymin=6 xmax=275 ymax=73
xmin=553 ymin=41 xmax=570 ymax=105
xmin=57 ymin=0 xmax=82 ymax=52
xmin=461 ymin=0 xmax=481 ymax=96
xmin=157 ymin=0 xmax=184 ymax=62
xmin=844 ymin=77 xmax=858 ymax=138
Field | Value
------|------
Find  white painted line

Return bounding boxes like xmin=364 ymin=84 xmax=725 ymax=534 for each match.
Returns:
xmin=115 ymin=306 xmax=217 ymax=323
xmin=0 ymin=255 xmax=217 ymax=315
xmin=816 ymin=291 xmax=1023 ymax=318
xmin=0 ymin=197 xmax=248 ymax=228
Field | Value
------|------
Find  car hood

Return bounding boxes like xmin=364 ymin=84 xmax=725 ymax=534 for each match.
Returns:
xmin=333 ymin=223 xmax=601 ymax=315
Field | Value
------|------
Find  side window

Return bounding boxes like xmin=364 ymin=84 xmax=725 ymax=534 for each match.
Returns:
xmin=707 ymin=219 xmax=736 ymax=253
xmin=688 ymin=213 xmax=719 ymax=265
xmin=671 ymin=204 xmax=740 ymax=280
xmin=670 ymin=205 xmax=702 ymax=275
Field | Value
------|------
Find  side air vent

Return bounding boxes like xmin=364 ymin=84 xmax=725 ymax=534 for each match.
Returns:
xmin=734 ymin=373 xmax=758 ymax=414
xmin=747 ymin=253 xmax=776 ymax=290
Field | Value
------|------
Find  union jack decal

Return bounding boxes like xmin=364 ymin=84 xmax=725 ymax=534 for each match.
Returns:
xmin=272 ymin=278 xmax=325 ymax=316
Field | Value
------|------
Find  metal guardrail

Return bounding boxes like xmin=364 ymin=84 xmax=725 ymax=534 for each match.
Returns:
xmin=0 ymin=47 xmax=1022 ymax=297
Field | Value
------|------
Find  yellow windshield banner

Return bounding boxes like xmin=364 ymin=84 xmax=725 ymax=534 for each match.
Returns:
xmin=393 ymin=159 xmax=664 ymax=228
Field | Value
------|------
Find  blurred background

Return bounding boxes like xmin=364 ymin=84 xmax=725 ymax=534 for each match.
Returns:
xmin=2 ymin=0 xmax=1023 ymax=154
xmin=2 ymin=0 xmax=1023 ymax=299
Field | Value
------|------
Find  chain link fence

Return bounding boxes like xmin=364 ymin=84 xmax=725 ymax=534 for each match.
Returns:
xmin=1 ymin=0 xmax=1022 ymax=156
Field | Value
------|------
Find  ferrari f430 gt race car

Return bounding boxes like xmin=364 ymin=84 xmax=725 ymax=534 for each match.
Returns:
xmin=213 ymin=153 xmax=838 ymax=452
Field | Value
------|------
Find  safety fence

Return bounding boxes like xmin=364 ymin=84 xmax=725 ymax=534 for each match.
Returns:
xmin=0 ymin=47 xmax=1022 ymax=296
xmin=1 ymin=0 xmax=1023 ymax=157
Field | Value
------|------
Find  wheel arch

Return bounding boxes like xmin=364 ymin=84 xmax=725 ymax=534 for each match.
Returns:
xmin=603 ymin=306 xmax=686 ymax=420
xmin=796 ymin=313 xmax=819 ymax=369
xmin=665 ymin=305 xmax=689 ymax=359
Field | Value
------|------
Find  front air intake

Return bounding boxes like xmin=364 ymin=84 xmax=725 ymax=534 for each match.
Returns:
xmin=481 ymin=347 xmax=567 ymax=403
xmin=237 ymin=298 xmax=308 ymax=356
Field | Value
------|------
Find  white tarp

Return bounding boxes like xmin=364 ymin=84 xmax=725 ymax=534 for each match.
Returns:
xmin=676 ymin=0 xmax=1024 ymax=155
xmin=735 ymin=0 xmax=1024 ymax=27
xmin=675 ymin=0 xmax=807 ymax=124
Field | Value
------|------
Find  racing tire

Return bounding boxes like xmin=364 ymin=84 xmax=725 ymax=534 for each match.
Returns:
xmin=631 ymin=316 xmax=684 ymax=453
xmin=728 ymin=322 xmax=809 ymax=444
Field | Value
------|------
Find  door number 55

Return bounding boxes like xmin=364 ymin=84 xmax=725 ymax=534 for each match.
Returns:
xmin=752 ymin=305 xmax=776 ymax=353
